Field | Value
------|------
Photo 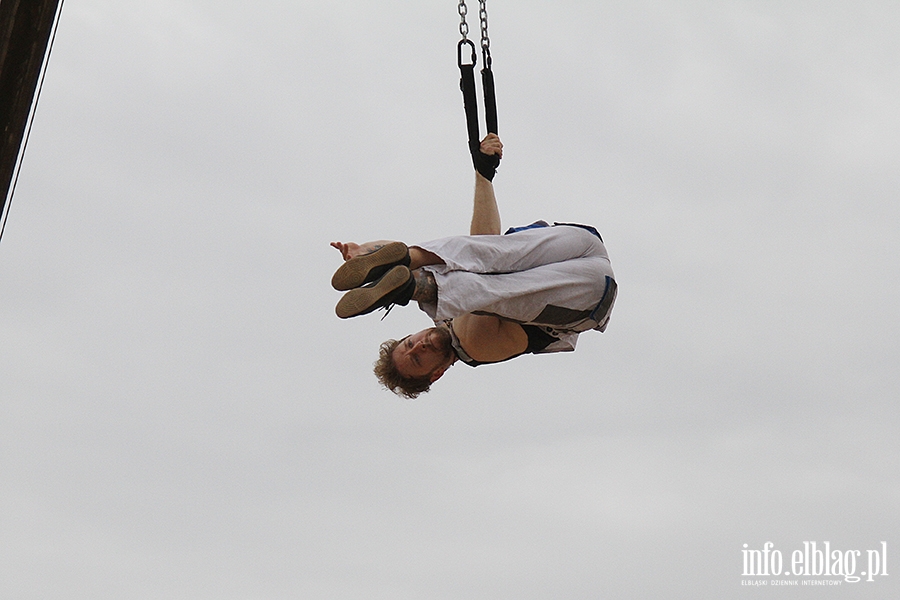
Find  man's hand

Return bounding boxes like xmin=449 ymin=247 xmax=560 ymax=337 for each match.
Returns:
xmin=330 ymin=240 xmax=397 ymax=261
xmin=330 ymin=241 xmax=361 ymax=261
xmin=480 ymin=133 xmax=503 ymax=159
xmin=472 ymin=133 xmax=502 ymax=181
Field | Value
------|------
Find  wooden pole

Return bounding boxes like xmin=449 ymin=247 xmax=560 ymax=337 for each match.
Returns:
xmin=0 ymin=0 xmax=61 ymax=227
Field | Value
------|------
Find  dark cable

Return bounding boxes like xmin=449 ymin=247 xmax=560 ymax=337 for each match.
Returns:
xmin=0 ymin=0 xmax=66 ymax=246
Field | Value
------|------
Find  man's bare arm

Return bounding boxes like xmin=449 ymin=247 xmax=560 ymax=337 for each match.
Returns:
xmin=470 ymin=173 xmax=500 ymax=235
xmin=469 ymin=134 xmax=503 ymax=235
xmin=452 ymin=313 xmax=528 ymax=363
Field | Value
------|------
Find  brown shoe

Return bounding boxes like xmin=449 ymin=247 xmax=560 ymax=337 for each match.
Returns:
xmin=331 ymin=242 xmax=410 ymax=291
xmin=335 ymin=265 xmax=416 ymax=319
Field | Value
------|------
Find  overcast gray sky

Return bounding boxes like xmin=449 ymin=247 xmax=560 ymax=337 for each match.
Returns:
xmin=2 ymin=1 xmax=898 ymax=598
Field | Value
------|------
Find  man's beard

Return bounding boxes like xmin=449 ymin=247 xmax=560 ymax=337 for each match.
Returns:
xmin=431 ymin=326 xmax=454 ymax=359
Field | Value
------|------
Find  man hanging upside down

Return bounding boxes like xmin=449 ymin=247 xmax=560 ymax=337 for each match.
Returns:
xmin=330 ymin=134 xmax=616 ymax=399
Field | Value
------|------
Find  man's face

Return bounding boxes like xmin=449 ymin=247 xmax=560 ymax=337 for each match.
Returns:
xmin=392 ymin=326 xmax=455 ymax=381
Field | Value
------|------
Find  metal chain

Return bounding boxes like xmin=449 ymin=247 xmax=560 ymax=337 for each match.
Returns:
xmin=458 ymin=0 xmax=469 ymax=41
xmin=459 ymin=0 xmax=490 ymax=51
xmin=478 ymin=0 xmax=490 ymax=51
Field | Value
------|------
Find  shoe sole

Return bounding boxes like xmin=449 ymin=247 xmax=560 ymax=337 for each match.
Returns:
xmin=335 ymin=265 xmax=411 ymax=319
xmin=331 ymin=242 xmax=409 ymax=291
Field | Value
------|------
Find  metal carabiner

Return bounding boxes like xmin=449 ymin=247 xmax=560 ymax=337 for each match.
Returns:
xmin=458 ymin=39 xmax=477 ymax=69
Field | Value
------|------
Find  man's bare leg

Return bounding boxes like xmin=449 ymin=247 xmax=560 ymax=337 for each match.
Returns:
xmin=409 ymin=247 xmax=443 ymax=270
xmin=334 ymin=265 xmax=437 ymax=319
xmin=331 ymin=239 xmax=444 ymax=297
xmin=332 ymin=240 xmax=442 ymax=270
xmin=410 ymin=269 xmax=438 ymax=304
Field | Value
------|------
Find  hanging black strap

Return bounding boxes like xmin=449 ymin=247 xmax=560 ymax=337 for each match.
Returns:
xmin=458 ymin=39 xmax=481 ymax=158
xmin=481 ymin=47 xmax=497 ymax=136
xmin=457 ymin=5 xmax=499 ymax=181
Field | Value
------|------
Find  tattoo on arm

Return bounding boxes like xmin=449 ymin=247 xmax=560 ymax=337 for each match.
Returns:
xmin=411 ymin=269 xmax=437 ymax=304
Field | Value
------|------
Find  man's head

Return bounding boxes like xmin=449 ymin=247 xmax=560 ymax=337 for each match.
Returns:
xmin=373 ymin=326 xmax=456 ymax=399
